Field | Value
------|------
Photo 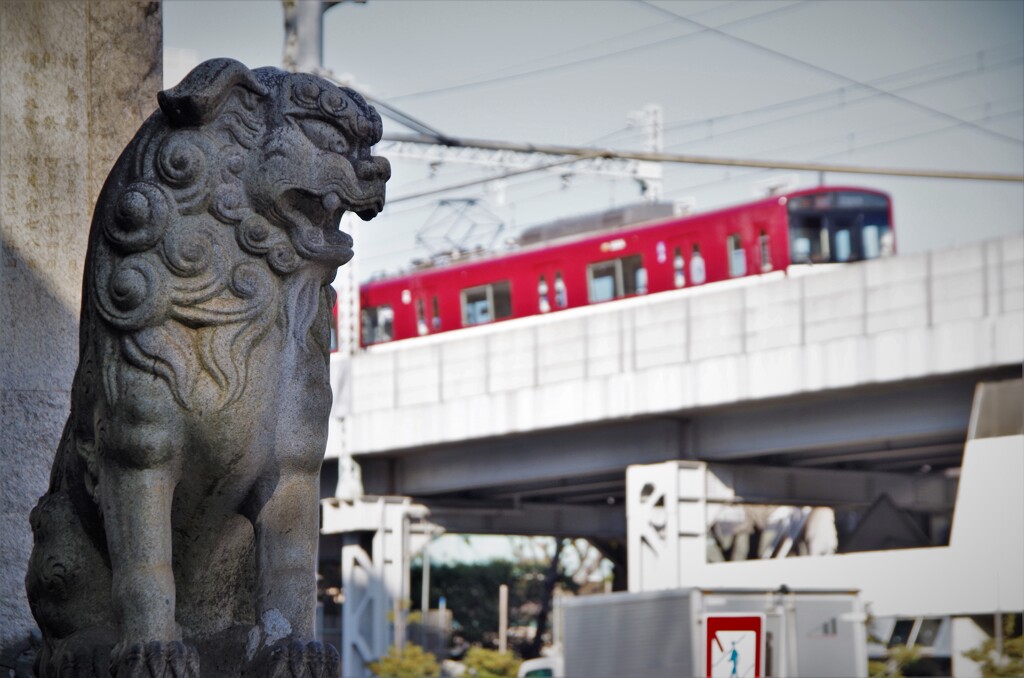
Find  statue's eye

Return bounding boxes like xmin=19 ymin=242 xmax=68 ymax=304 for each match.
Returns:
xmin=298 ymin=118 xmax=349 ymax=154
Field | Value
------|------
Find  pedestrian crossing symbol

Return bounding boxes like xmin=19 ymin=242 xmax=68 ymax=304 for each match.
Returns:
xmin=705 ymin=614 xmax=765 ymax=678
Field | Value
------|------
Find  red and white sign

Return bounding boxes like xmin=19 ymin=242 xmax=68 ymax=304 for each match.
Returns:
xmin=705 ymin=613 xmax=765 ymax=678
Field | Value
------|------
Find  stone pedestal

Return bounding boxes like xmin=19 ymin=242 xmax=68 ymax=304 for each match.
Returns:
xmin=0 ymin=0 xmax=162 ymax=658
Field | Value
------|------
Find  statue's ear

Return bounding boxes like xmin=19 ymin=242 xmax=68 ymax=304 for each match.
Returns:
xmin=158 ymin=58 xmax=269 ymax=126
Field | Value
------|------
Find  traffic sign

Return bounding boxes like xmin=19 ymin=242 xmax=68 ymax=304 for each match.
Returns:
xmin=705 ymin=613 xmax=765 ymax=678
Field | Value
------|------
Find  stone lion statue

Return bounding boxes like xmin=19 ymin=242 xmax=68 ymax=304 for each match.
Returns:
xmin=26 ymin=58 xmax=389 ymax=677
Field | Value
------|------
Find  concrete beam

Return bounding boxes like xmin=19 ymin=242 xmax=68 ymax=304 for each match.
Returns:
xmin=359 ymin=418 xmax=684 ymax=496
xmin=689 ymin=373 xmax=984 ymax=461
xmin=424 ymin=501 xmax=626 ymax=540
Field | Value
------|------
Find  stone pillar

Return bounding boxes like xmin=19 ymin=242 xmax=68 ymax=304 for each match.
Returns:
xmin=0 ymin=0 xmax=161 ymax=654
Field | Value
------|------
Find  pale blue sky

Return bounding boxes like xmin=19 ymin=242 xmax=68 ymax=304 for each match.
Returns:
xmin=165 ymin=0 xmax=1023 ymax=280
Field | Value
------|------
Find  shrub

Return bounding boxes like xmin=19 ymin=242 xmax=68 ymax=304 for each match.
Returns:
xmin=369 ymin=643 xmax=440 ymax=678
xmin=463 ymin=647 xmax=521 ymax=678
xmin=962 ymin=615 xmax=1024 ymax=678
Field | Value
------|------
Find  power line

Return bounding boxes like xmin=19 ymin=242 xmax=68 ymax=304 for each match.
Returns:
xmin=387 ymin=0 xmax=746 ymax=101
xmin=390 ymin=154 xmax=606 ymax=204
xmin=387 ymin=2 xmax=808 ymax=101
xmin=661 ymin=56 xmax=1024 ymax=153
xmin=382 ymin=133 xmax=1024 ymax=193
xmin=661 ymin=106 xmax=1024 ymax=198
xmin=637 ymin=0 xmax=1023 ymax=146
xmin=590 ymin=44 xmax=1023 ymax=150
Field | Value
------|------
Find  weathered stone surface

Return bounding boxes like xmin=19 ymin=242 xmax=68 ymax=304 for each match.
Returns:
xmin=0 ymin=0 xmax=163 ymax=658
xmin=24 ymin=58 xmax=389 ymax=677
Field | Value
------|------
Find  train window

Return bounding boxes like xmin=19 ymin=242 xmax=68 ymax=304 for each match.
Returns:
xmin=834 ymin=229 xmax=852 ymax=262
xmin=431 ymin=296 xmax=441 ymax=331
xmin=727 ymin=234 xmax=746 ymax=277
xmin=690 ymin=244 xmax=706 ymax=285
xmin=416 ymin=299 xmax=428 ymax=336
xmin=673 ymin=247 xmax=686 ymax=288
xmin=538 ymin=275 xmax=551 ymax=313
xmin=589 ymin=260 xmax=617 ymax=302
xmin=461 ymin=281 xmax=512 ymax=326
xmin=759 ymin=231 xmax=772 ymax=272
xmin=587 ymin=254 xmax=644 ymax=303
xmin=361 ymin=305 xmax=393 ymax=345
xmin=863 ymin=225 xmax=880 ymax=258
xmin=554 ymin=272 xmax=568 ymax=308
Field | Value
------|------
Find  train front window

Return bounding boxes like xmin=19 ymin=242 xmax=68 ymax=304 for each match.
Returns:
xmin=461 ymin=281 xmax=512 ymax=326
xmin=791 ymin=215 xmax=829 ymax=264
xmin=863 ymin=225 xmax=880 ymax=259
xmin=789 ymin=191 xmax=892 ymax=263
xmin=834 ymin=228 xmax=851 ymax=262
xmin=588 ymin=254 xmax=644 ymax=302
xmin=361 ymin=305 xmax=393 ymax=345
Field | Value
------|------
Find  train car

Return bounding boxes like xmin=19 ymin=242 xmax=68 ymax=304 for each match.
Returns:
xmin=358 ymin=186 xmax=894 ymax=347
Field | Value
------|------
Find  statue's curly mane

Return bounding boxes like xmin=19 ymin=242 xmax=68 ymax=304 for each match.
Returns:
xmin=85 ymin=67 xmax=381 ymax=410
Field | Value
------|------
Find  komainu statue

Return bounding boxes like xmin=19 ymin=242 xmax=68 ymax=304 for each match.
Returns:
xmin=26 ymin=59 xmax=389 ymax=677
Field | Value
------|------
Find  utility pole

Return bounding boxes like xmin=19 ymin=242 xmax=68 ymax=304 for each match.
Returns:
xmin=283 ymin=0 xmax=364 ymax=73
xmin=499 ymin=584 xmax=509 ymax=654
xmin=626 ymin=104 xmax=664 ymax=201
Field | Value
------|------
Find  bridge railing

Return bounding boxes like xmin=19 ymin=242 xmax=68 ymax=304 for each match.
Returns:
xmin=347 ymin=234 xmax=1022 ymax=453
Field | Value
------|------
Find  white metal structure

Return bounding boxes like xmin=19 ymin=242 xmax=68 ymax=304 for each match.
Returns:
xmin=625 ymin=434 xmax=1023 ymax=614
xmin=320 ymin=496 xmax=441 ymax=678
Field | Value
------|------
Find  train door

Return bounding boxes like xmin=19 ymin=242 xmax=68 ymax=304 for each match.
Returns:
xmin=532 ymin=262 xmax=567 ymax=313
xmin=665 ymin=237 xmax=698 ymax=288
xmin=412 ymin=288 xmax=442 ymax=335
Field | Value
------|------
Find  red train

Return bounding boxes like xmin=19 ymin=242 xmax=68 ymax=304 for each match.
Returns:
xmin=357 ymin=186 xmax=894 ymax=346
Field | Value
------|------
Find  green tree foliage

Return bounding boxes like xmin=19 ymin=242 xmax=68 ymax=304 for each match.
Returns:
xmin=369 ymin=643 xmax=440 ymax=678
xmin=962 ymin=615 xmax=1024 ymax=678
xmin=868 ymin=645 xmax=921 ymax=678
xmin=463 ymin=647 xmax=521 ymax=678
xmin=410 ymin=558 xmax=578 ymax=648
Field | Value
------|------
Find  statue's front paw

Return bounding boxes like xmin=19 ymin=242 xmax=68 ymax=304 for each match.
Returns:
xmin=48 ymin=644 xmax=108 ymax=677
xmin=252 ymin=639 xmax=339 ymax=678
xmin=111 ymin=641 xmax=199 ymax=678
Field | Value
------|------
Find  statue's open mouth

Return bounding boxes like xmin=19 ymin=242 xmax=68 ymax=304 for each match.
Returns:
xmin=285 ymin=188 xmax=383 ymax=231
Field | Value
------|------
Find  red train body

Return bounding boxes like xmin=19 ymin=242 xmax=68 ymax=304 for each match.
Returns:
xmin=357 ymin=186 xmax=894 ymax=346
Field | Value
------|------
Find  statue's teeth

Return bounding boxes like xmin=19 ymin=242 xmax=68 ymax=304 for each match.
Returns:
xmin=322 ymin=192 xmax=341 ymax=212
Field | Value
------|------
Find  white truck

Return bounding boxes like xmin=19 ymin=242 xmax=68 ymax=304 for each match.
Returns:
xmin=519 ymin=587 xmax=867 ymax=678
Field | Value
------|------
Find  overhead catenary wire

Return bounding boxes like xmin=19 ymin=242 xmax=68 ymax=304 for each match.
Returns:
xmin=383 ymin=133 xmax=1022 ymax=206
xmin=386 ymin=0 xmax=746 ymax=101
xmin=637 ymin=0 xmax=1024 ymax=147
xmin=389 ymin=153 xmax=606 ymax=204
xmin=660 ymin=105 xmax=1024 ymax=198
xmin=387 ymin=1 xmax=807 ymax=101
xmin=662 ymin=56 xmax=1024 ymax=153
xmin=588 ymin=45 xmax=1023 ymax=150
